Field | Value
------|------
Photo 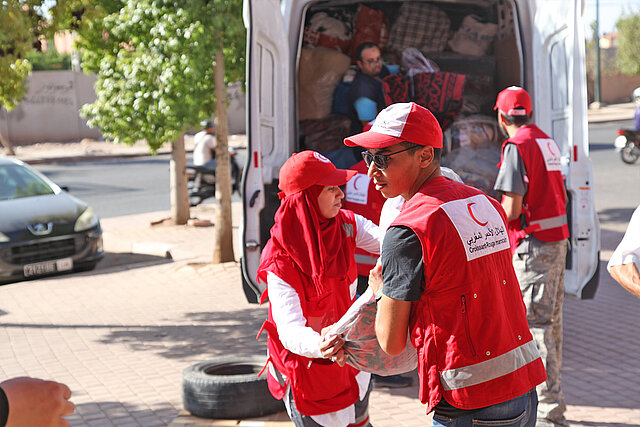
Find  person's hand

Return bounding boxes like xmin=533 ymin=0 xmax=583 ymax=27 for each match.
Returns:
xmin=319 ymin=326 xmax=347 ymax=366
xmin=368 ymin=261 xmax=383 ymax=295
xmin=1 ymin=376 xmax=75 ymax=427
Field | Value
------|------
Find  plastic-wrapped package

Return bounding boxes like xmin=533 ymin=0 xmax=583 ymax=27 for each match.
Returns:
xmin=326 ymin=288 xmax=418 ymax=376
xmin=448 ymin=15 xmax=498 ymax=57
xmin=303 ymin=8 xmax=354 ymax=54
xmin=401 ymin=47 xmax=440 ymax=78
xmin=387 ymin=2 xmax=450 ymax=55
xmin=350 ymin=5 xmax=390 ymax=57
xmin=441 ymin=143 xmax=501 ymax=198
xmin=450 ymin=114 xmax=501 ymax=150
xmin=298 ymin=47 xmax=352 ymax=121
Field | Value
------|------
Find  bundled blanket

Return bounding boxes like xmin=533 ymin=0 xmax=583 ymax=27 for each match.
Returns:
xmin=383 ymin=71 xmax=466 ymax=131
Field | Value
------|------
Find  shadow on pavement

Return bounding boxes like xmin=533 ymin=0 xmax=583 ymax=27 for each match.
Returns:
xmin=0 ymin=252 xmax=171 ymax=288
xmin=598 ymin=207 xmax=637 ymax=225
xmin=0 ymin=307 xmax=268 ymax=360
xmin=97 ymin=251 xmax=173 ymax=271
xmin=69 ymin=400 xmax=176 ymax=426
xmin=98 ymin=307 xmax=269 ymax=359
xmin=563 ymin=260 xmax=640 ymax=411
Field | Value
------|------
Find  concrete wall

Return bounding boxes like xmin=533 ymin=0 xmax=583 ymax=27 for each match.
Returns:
xmin=0 ymin=71 xmax=102 ymax=145
xmin=0 ymin=71 xmax=246 ymax=146
xmin=587 ymin=72 xmax=640 ymax=105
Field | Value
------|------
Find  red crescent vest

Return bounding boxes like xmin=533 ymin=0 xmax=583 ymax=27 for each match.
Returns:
xmin=257 ymin=210 xmax=360 ymax=416
xmin=342 ymin=160 xmax=385 ymax=277
xmin=498 ymin=125 xmax=569 ymax=249
xmin=391 ymin=177 xmax=547 ymax=412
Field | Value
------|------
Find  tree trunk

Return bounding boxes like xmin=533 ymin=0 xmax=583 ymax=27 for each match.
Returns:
xmin=0 ymin=128 xmax=15 ymax=156
xmin=212 ymin=48 xmax=235 ymax=263
xmin=170 ymin=132 xmax=190 ymax=225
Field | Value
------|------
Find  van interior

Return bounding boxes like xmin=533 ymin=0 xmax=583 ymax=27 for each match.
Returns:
xmin=297 ymin=0 xmax=521 ymax=198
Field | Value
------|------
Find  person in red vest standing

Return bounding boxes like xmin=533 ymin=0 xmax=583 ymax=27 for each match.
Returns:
xmin=343 ymin=160 xmax=413 ymax=389
xmin=492 ymin=87 xmax=570 ymax=427
xmin=345 ymin=102 xmax=546 ymax=426
xmin=257 ymin=151 xmax=382 ymax=427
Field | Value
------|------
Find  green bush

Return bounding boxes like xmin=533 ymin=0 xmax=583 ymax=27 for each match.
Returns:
xmin=26 ymin=49 xmax=72 ymax=71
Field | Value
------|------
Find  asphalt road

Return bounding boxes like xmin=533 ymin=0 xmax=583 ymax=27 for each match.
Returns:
xmin=34 ymin=152 xmax=245 ymax=219
xmin=587 ymin=119 xmax=640 ymax=223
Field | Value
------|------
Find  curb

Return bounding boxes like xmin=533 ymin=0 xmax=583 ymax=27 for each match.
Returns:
xmin=17 ymin=150 xmax=173 ymax=165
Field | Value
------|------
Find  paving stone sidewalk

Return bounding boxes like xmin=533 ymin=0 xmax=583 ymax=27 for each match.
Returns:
xmin=1 ymin=207 xmax=638 ymax=427
xmin=1 ymin=104 xmax=639 ymax=426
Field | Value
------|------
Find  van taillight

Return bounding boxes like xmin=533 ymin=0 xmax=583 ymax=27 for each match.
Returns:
xmin=617 ymin=129 xmax=625 ymax=135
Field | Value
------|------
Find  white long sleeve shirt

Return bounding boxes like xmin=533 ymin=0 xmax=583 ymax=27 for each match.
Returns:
xmin=607 ymin=205 xmax=640 ymax=272
xmin=267 ymin=213 xmax=380 ymax=427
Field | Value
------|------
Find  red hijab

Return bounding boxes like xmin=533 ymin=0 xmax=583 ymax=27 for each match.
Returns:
xmin=257 ymin=151 xmax=357 ymax=294
xmin=258 ymin=184 xmax=353 ymax=294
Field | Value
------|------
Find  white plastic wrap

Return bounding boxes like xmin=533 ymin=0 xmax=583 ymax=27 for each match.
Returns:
xmin=327 ymin=288 xmax=418 ymax=376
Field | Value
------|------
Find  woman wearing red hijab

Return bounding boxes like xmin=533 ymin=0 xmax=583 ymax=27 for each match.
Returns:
xmin=257 ymin=151 xmax=381 ymax=427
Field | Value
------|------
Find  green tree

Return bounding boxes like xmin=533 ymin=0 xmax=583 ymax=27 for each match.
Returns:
xmin=616 ymin=12 xmax=640 ymax=75
xmin=0 ymin=0 xmax=51 ymax=155
xmin=54 ymin=0 xmax=245 ymax=261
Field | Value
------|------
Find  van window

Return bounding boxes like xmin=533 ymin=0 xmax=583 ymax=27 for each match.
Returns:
xmin=550 ymin=39 xmax=569 ymax=110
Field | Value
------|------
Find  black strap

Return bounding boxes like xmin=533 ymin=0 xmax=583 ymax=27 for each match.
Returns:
xmin=0 ymin=386 xmax=8 ymax=427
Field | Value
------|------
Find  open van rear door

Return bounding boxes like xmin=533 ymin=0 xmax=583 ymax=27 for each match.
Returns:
xmin=241 ymin=0 xmax=292 ymax=302
xmin=528 ymin=0 xmax=600 ymax=298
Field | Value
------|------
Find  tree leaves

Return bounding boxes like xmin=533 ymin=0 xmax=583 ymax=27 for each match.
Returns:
xmin=616 ymin=12 xmax=640 ymax=76
xmin=72 ymin=0 xmax=245 ymax=152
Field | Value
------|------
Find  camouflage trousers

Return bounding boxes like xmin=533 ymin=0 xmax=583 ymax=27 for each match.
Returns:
xmin=513 ymin=236 xmax=569 ymax=426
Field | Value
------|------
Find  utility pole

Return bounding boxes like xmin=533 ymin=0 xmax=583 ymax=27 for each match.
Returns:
xmin=594 ymin=0 xmax=602 ymax=105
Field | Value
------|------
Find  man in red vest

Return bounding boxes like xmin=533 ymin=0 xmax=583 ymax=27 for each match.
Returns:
xmin=345 ymin=102 xmax=546 ymax=425
xmin=493 ymin=87 xmax=570 ymax=427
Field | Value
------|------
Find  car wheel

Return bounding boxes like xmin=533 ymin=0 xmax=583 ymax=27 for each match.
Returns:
xmin=182 ymin=355 xmax=284 ymax=419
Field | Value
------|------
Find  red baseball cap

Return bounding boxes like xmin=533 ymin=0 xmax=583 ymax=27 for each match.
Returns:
xmin=344 ymin=102 xmax=443 ymax=149
xmin=278 ymin=151 xmax=357 ymax=197
xmin=494 ymin=86 xmax=532 ymax=116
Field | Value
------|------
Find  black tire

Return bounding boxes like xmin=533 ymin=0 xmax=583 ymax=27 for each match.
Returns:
xmin=621 ymin=142 xmax=640 ymax=164
xmin=182 ymin=355 xmax=284 ymax=419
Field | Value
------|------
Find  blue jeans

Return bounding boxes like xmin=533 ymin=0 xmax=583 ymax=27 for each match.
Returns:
xmin=432 ymin=389 xmax=538 ymax=427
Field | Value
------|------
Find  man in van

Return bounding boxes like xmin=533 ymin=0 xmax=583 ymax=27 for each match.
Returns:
xmin=347 ymin=42 xmax=397 ymax=135
xmin=493 ymin=86 xmax=570 ymax=427
xmin=345 ymin=102 xmax=546 ymax=425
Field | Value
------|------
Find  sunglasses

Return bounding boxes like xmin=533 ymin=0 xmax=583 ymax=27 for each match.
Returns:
xmin=361 ymin=146 xmax=417 ymax=170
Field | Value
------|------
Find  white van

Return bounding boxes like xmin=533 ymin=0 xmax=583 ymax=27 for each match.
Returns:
xmin=239 ymin=0 xmax=600 ymax=303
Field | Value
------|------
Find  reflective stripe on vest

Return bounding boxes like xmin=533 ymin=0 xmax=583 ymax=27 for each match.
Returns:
xmin=439 ymin=340 xmax=539 ymax=391
xmin=354 ymin=253 xmax=378 ymax=266
xmin=525 ymin=213 xmax=568 ymax=234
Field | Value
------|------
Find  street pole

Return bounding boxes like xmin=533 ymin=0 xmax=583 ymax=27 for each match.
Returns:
xmin=594 ymin=0 xmax=602 ymax=105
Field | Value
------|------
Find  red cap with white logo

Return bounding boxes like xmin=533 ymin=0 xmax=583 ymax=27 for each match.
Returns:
xmin=494 ymin=86 xmax=532 ymax=116
xmin=344 ymin=102 xmax=443 ymax=149
xmin=278 ymin=151 xmax=357 ymax=197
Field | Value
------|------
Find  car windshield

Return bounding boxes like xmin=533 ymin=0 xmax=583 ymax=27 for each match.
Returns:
xmin=0 ymin=164 xmax=55 ymax=201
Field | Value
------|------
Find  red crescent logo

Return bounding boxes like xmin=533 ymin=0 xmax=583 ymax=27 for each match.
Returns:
xmin=353 ymin=175 xmax=363 ymax=191
xmin=547 ymin=141 xmax=558 ymax=156
xmin=467 ymin=202 xmax=488 ymax=226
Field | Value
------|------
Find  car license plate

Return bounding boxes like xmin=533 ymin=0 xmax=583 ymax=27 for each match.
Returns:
xmin=23 ymin=258 xmax=73 ymax=277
